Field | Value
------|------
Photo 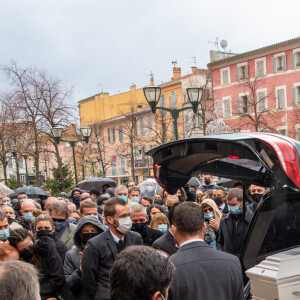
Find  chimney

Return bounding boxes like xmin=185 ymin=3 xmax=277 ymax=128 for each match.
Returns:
xmin=150 ymin=76 xmax=154 ymax=86
xmin=131 ymin=83 xmax=136 ymax=91
xmin=172 ymin=67 xmax=181 ymax=80
xmin=191 ymin=66 xmax=197 ymax=75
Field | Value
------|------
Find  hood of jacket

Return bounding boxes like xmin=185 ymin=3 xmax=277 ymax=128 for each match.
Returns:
xmin=74 ymin=215 xmax=107 ymax=251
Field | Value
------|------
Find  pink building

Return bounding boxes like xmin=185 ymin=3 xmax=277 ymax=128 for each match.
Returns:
xmin=208 ymin=37 xmax=300 ymax=138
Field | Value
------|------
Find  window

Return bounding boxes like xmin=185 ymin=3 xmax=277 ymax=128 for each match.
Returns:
xmin=276 ymin=87 xmax=286 ymax=109
xmin=222 ymin=97 xmax=232 ymax=119
xmin=119 ymin=125 xmax=123 ymax=142
xmin=140 ymin=116 xmax=145 ymax=136
xmin=291 ymin=49 xmax=300 ymax=69
xmin=221 ymin=67 xmax=230 ymax=85
xmin=272 ymin=53 xmax=287 ymax=72
xmin=133 ymin=117 xmax=138 ymax=136
xmin=97 ymin=141 xmax=101 ymax=151
xmin=111 ymin=156 xmax=117 ymax=176
xmin=147 ymin=115 xmax=153 ymax=134
xmin=120 ymin=156 xmax=126 ymax=175
xmin=295 ymin=125 xmax=300 ymax=141
xmin=160 ymin=96 xmax=166 ymax=118
xmin=237 ymin=95 xmax=251 ymax=115
xmin=236 ymin=64 xmax=248 ymax=81
xmin=172 ymin=121 xmax=176 ymax=139
xmin=107 ymin=128 xmax=111 ymax=143
xmin=255 ymin=58 xmax=266 ymax=77
xmin=171 ymin=92 xmax=176 ymax=108
xmin=183 ymin=93 xmax=188 ymax=104
xmin=97 ymin=126 xmax=101 ymax=136
xmin=108 ymin=127 xmax=115 ymax=143
xmin=18 ymin=159 xmax=24 ymax=169
xmin=162 ymin=123 xmax=167 ymax=143
xmin=292 ymin=85 xmax=300 ymax=106
xmin=257 ymin=90 xmax=267 ymax=112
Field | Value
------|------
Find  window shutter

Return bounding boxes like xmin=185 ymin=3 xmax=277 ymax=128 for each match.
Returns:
xmin=292 ymin=87 xmax=297 ymax=106
xmin=112 ymin=127 xmax=115 ymax=142
xmin=245 ymin=65 xmax=249 ymax=79
xmin=236 ymin=67 xmax=239 ymax=81
xmin=237 ymin=97 xmax=242 ymax=115
xmin=291 ymin=53 xmax=296 ymax=69
xmin=272 ymin=57 xmax=276 ymax=73
xmin=283 ymin=54 xmax=287 ymax=71
xmin=108 ymin=128 xmax=111 ymax=143
xmin=247 ymin=95 xmax=251 ymax=114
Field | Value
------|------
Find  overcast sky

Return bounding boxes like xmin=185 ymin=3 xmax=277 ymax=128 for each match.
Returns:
xmin=0 ymin=0 xmax=299 ymax=105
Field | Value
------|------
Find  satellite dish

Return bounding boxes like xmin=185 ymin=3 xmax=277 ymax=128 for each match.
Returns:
xmin=220 ymin=40 xmax=228 ymax=50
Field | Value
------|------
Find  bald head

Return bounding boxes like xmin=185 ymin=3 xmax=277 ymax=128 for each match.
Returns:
xmin=20 ymin=200 xmax=35 ymax=216
xmin=44 ymin=197 xmax=58 ymax=211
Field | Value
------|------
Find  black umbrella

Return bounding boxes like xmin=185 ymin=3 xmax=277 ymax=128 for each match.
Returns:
xmin=187 ymin=177 xmax=201 ymax=186
xmin=77 ymin=178 xmax=117 ymax=191
xmin=10 ymin=186 xmax=49 ymax=200
xmin=217 ymin=178 xmax=237 ymax=188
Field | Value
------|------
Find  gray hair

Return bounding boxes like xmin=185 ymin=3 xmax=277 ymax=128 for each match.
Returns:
xmin=49 ymin=201 xmax=69 ymax=218
xmin=0 ymin=260 xmax=39 ymax=300
xmin=115 ymin=185 xmax=128 ymax=195
xmin=130 ymin=204 xmax=147 ymax=217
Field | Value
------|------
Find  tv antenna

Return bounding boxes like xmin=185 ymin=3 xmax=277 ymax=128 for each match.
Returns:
xmin=145 ymin=71 xmax=154 ymax=78
xmin=98 ymin=83 xmax=103 ymax=93
xmin=208 ymin=37 xmax=220 ymax=51
xmin=188 ymin=56 xmax=197 ymax=67
xmin=172 ymin=60 xmax=177 ymax=67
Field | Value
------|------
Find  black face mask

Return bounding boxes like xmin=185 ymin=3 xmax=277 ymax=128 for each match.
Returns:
xmin=131 ymin=222 xmax=148 ymax=234
xmin=19 ymin=245 xmax=34 ymax=262
xmin=214 ymin=196 xmax=224 ymax=206
xmin=73 ymin=195 xmax=81 ymax=204
xmin=167 ymin=205 xmax=172 ymax=211
xmin=204 ymin=178 xmax=211 ymax=185
xmin=252 ymin=193 xmax=263 ymax=203
xmin=81 ymin=232 xmax=99 ymax=244
xmin=154 ymin=199 xmax=161 ymax=205
xmin=36 ymin=230 xmax=53 ymax=239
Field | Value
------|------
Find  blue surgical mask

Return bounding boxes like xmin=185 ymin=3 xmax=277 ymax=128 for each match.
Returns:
xmin=100 ymin=205 xmax=105 ymax=210
xmin=118 ymin=195 xmax=128 ymax=203
xmin=3 ymin=202 xmax=11 ymax=206
xmin=0 ymin=228 xmax=10 ymax=241
xmin=157 ymin=224 xmax=168 ymax=233
xmin=229 ymin=206 xmax=241 ymax=215
xmin=23 ymin=212 xmax=35 ymax=222
xmin=131 ymin=197 xmax=139 ymax=203
xmin=204 ymin=212 xmax=214 ymax=221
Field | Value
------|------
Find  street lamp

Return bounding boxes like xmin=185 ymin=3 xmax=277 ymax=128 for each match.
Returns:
xmin=143 ymin=86 xmax=203 ymax=140
xmin=51 ymin=126 xmax=92 ymax=185
xmin=22 ymin=154 xmax=29 ymax=186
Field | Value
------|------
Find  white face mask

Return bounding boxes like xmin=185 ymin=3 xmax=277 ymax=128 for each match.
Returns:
xmin=115 ymin=216 xmax=132 ymax=234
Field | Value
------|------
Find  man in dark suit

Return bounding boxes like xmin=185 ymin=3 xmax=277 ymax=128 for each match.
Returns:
xmin=168 ymin=202 xmax=244 ymax=300
xmin=212 ymin=186 xmax=229 ymax=214
xmin=152 ymin=203 xmax=179 ymax=256
xmin=130 ymin=204 xmax=163 ymax=246
xmin=81 ymin=197 xmax=143 ymax=300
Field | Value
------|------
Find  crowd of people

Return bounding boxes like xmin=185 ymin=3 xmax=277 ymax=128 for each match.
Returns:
xmin=0 ymin=175 xmax=267 ymax=300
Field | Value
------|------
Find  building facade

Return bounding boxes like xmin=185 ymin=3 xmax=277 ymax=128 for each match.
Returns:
xmin=207 ymin=37 xmax=300 ymax=138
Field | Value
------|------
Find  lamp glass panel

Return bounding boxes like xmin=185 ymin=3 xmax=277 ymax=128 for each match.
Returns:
xmin=81 ymin=127 xmax=92 ymax=138
xmin=51 ymin=127 xmax=63 ymax=138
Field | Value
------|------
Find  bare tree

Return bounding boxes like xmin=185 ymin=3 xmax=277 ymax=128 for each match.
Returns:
xmin=234 ymin=77 xmax=278 ymax=132
xmin=184 ymin=77 xmax=214 ymax=137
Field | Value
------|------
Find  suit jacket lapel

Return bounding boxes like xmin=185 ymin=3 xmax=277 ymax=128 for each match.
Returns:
xmin=105 ymin=230 xmax=118 ymax=260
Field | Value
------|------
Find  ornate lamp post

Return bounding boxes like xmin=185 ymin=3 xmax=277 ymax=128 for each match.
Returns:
xmin=143 ymin=86 xmax=203 ymax=140
xmin=51 ymin=126 xmax=92 ymax=185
